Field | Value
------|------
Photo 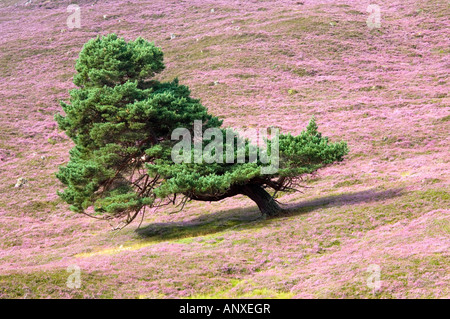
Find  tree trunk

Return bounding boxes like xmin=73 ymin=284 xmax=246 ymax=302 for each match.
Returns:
xmin=240 ymin=184 xmax=282 ymax=217
xmin=186 ymin=183 xmax=283 ymax=217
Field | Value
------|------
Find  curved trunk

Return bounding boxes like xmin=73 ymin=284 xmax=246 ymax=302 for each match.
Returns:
xmin=187 ymin=183 xmax=282 ymax=217
xmin=239 ymin=184 xmax=282 ymax=217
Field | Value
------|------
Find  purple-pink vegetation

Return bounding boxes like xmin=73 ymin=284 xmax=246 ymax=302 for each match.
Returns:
xmin=0 ymin=0 xmax=448 ymax=298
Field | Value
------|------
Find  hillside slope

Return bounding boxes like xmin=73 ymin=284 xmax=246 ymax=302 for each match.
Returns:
xmin=0 ymin=0 xmax=448 ymax=298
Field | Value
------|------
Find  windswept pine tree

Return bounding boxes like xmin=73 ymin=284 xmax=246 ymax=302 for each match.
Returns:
xmin=56 ymin=34 xmax=348 ymax=228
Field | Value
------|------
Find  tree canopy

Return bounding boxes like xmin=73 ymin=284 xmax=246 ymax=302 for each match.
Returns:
xmin=56 ymin=34 xmax=348 ymax=228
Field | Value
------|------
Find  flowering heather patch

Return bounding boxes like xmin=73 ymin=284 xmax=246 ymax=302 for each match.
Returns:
xmin=0 ymin=0 xmax=449 ymax=298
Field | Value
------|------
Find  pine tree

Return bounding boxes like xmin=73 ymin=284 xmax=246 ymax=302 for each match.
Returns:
xmin=56 ymin=34 xmax=348 ymax=228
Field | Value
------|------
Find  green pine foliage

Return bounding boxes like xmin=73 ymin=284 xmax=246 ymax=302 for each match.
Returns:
xmin=56 ymin=34 xmax=348 ymax=226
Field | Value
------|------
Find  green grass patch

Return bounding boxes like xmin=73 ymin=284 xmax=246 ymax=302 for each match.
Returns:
xmin=0 ymin=269 xmax=112 ymax=298
xmin=333 ymin=179 xmax=363 ymax=188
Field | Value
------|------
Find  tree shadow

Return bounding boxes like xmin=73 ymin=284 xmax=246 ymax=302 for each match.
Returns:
xmin=282 ymin=187 xmax=404 ymax=214
xmin=135 ymin=188 xmax=404 ymax=241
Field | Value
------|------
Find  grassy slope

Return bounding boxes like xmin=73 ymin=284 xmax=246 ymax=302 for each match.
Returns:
xmin=0 ymin=0 xmax=448 ymax=298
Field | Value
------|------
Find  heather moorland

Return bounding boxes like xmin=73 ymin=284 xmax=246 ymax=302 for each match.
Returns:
xmin=0 ymin=0 xmax=448 ymax=298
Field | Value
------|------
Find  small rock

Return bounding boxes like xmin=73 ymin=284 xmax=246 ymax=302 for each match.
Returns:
xmin=15 ymin=177 xmax=28 ymax=188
